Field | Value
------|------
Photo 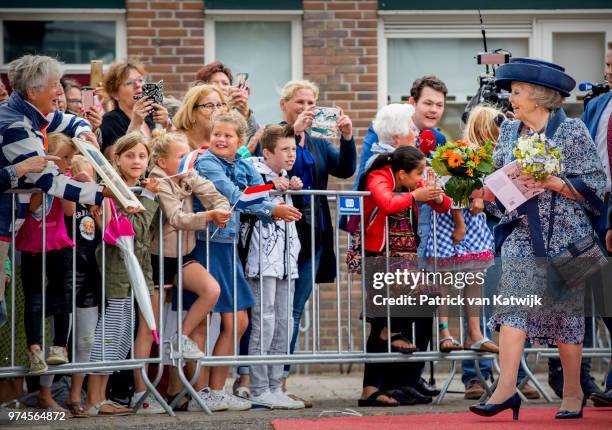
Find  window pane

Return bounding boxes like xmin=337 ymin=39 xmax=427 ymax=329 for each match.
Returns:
xmin=388 ymin=38 xmax=529 ymax=103
xmin=216 ymin=21 xmax=292 ymax=126
xmin=3 ymin=21 xmax=116 ymax=64
xmin=553 ymin=32 xmax=606 ymax=98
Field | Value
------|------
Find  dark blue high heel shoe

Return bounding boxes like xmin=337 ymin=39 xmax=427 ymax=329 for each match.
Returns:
xmin=555 ymin=396 xmax=586 ymax=419
xmin=469 ymin=393 xmax=521 ymax=420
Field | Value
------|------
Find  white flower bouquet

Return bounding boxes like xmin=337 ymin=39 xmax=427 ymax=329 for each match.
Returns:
xmin=513 ymin=133 xmax=563 ymax=180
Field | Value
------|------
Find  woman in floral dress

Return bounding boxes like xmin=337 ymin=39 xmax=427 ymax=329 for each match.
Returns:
xmin=469 ymin=58 xmax=606 ymax=420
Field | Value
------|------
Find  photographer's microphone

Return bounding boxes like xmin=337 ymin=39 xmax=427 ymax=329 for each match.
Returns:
xmin=419 ymin=129 xmax=436 ymax=156
xmin=579 ymin=82 xmax=593 ymax=91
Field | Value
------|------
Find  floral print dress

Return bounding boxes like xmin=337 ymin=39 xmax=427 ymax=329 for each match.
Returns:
xmin=487 ymin=113 xmax=606 ymax=344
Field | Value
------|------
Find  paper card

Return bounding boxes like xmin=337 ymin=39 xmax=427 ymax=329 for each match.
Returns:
xmin=311 ymin=107 xmax=339 ymax=141
xmin=483 ymin=160 xmax=543 ymax=213
xmin=71 ymin=137 xmax=145 ymax=211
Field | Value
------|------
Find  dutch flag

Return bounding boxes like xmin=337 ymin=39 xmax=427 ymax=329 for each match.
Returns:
xmin=235 ymin=183 xmax=274 ymax=210
xmin=210 ymin=183 xmax=275 ymax=239
xmin=177 ymin=150 xmax=200 ymax=175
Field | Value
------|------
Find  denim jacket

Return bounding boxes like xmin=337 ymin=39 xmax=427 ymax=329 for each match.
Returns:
xmin=194 ymin=150 xmax=274 ymax=243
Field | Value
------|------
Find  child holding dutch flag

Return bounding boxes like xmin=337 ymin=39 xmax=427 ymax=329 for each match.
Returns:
xmin=186 ymin=111 xmax=301 ymax=412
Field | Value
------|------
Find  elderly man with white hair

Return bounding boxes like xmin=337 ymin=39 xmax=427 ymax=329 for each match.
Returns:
xmin=364 ymin=103 xmax=417 ymax=171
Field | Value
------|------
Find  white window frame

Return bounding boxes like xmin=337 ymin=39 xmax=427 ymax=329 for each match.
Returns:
xmin=0 ymin=8 xmax=127 ymax=74
xmin=203 ymin=9 xmax=303 ymax=81
xmin=534 ymin=19 xmax=612 ymax=60
xmin=378 ymin=9 xmax=612 ymax=108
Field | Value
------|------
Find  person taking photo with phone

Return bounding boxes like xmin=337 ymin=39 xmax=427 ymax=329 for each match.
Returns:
xmin=100 ymin=59 xmax=170 ymax=157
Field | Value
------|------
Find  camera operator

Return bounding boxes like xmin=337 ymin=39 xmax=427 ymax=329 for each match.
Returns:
xmin=581 ymin=43 xmax=612 ymax=407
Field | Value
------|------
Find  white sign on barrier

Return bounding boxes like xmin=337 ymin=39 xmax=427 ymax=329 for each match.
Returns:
xmin=338 ymin=196 xmax=360 ymax=215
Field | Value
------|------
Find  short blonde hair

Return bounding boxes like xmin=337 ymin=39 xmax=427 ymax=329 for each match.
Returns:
xmin=71 ymin=154 xmax=95 ymax=179
xmin=527 ymin=83 xmax=564 ymax=110
xmin=280 ymin=80 xmax=319 ymax=103
xmin=463 ymin=105 xmax=503 ymax=146
xmin=47 ymin=132 xmax=76 ymax=155
xmin=150 ymin=130 xmax=189 ymax=168
xmin=211 ymin=111 xmax=248 ymax=144
xmin=173 ymin=84 xmax=225 ymax=132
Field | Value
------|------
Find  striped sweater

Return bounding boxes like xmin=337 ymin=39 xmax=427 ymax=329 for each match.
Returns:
xmin=0 ymin=92 xmax=103 ymax=239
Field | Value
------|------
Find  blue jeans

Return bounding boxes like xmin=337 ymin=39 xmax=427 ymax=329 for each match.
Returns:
xmin=283 ymin=247 xmax=322 ymax=376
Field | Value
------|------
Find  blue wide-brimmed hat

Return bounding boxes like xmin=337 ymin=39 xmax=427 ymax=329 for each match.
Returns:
xmin=495 ymin=57 xmax=576 ymax=97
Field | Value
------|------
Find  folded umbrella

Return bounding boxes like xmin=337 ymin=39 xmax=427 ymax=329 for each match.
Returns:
xmin=103 ymin=199 xmax=159 ymax=345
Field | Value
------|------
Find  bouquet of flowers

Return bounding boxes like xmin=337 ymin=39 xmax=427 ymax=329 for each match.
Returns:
xmin=431 ymin=140 xmax=495 ymax=207
xmin=513 ymin=133 xmax=563 ymax=180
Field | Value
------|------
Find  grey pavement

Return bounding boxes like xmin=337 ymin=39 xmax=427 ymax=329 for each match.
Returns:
xmin=0 ymin=369 xmax=608 ymax=429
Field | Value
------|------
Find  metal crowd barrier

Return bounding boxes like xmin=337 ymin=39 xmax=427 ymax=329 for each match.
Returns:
xmin=0 ymin=188 xmax=609 ymax=416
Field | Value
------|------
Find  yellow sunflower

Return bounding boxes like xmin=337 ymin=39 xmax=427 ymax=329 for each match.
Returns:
xmin=448 ymin=153 xmax=464 ymax=168
xmin=467 ymin=167 xmax=474 ymax=177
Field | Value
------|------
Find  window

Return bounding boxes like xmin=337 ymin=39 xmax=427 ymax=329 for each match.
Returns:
xmin=388 ymin=38 xmax=529 ymax=104
xmin=381 ymin=11 xmax=612 ymax=139
xmin=0 ymin=11 xmax=126 ymax=73
xmin=4 ymin=21 xmax=116 ymax=64
xmin=534 ymin=20 xmax=612 ymax=100
xmin=205 ymin=12 xmax=302 ymax=126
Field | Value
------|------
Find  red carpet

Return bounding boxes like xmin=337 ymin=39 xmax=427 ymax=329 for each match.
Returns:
xmin=270 ymin=407 xmax=612 ymax=430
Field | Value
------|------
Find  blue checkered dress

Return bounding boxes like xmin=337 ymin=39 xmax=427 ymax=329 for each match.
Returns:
xmin=424 ymin=209 xmax=493 ymax=259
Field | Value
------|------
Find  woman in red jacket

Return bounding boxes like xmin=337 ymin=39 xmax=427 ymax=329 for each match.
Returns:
xmin=358 ymin=146 xmax=451 ymax=407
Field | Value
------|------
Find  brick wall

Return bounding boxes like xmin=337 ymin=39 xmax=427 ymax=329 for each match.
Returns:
xmin=303 ymin=0 xmax=378 ymax=168
xmin=124 ymin=0 xmax=382 ymax=373
xmin=126 ymin=0 xmax=205 ymax=96
xmin=299 ymin=0 xmax=379 ymax=373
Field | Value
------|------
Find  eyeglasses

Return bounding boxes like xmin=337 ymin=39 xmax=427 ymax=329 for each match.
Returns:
xmin=195 ymin=102 xmax=227 ymax=112
xmin=122 ymin=78 xmax=145 ymax=87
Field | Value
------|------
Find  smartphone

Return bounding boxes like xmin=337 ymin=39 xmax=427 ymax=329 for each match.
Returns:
xmin=90 ymin=60 xmax=104 ymax=88
xmin=311 ymin=107 xmax=339 ymax=141
xmin=82 ymin=87 xmax=95 ymax=111
xmin=235 ymin=72 xmax=250 ymax=97
xmin=236 ymin=73 xmax=249 ymax=89
xmin=426 ymin=168 xmax=437 ymax=190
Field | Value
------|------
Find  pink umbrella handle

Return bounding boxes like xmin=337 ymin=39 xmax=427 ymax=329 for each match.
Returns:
xmin=152 ymin=330 xmax=160 ymax=345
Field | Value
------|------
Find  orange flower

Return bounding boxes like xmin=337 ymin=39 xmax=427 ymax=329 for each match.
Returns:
xmin=480 ymin=147 xmax=487 ymax=158
xmin=455 ymin=140 xmax=468 ymax=147
xmin=441 ymin=150 xmax=453 ymax=159
xmin=467 ymin=167 xmax=474 ymax=177
xmin=471 ymin=154 xmax=481 ymax=165
xmin=448 ymin=153 xmax=463 ymax=168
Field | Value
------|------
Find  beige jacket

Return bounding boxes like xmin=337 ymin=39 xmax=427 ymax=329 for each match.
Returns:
xmin=149 ymin=165 xmax=230 ymax=258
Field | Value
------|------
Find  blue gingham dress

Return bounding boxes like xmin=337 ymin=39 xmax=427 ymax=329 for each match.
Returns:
xmin=424 ymin=208 xmax=494 ymax=270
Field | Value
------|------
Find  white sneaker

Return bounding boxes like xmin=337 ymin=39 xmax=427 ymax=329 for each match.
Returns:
xmin=131 ymin=395 xmax=166 ymax=414
xmin=209 ymin=390 xmax=251 ymax=411
xmin=271 ymin=389 xmax=305 ymax=409
xmin=175 ymin=334 xmax=205 ymax=360
xmin=187 ymin=387 xmax=228 ymax=412
xmin=249 ymin=390 xmax=277 ymax=408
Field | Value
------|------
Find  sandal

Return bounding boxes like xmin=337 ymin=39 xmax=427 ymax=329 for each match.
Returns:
xmin=357 ymin=390 xmax=399 ymax=407
xmin=439 ymin=336 xmax=462 ymax=353
xmin=465 ymin=337 xmax=499 ymax=353
xmin=388 ymin=334 xmax=418 ymax=354
xmin=87 ymin=400 xmax=133 ymax=416
xmin=65 ymin=399 xmax=89 ymax=418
